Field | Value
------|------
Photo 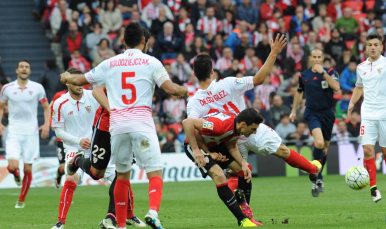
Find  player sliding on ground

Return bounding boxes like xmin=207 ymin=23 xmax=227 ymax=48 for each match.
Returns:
xmin=348 ymin=33 xmax=386 ymax=203
xmin=183 ymin=108 xmax=263 ymax=227
xmin=290 ymin=48 xmax=340 ymax=197
xmin=60 ymin=22 xmax=189 ymax=229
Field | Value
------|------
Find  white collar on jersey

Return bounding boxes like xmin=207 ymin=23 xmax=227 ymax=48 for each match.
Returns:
xmin=16 ymin=80 xmax=30 ymax=89
xmin=365 ymin=55 xmax=385 ymax=65
xmin=196 ymin=79 xmax=216 ymax=93
xmin=68 ymin=91 xmax=86 ymax=104
xmin=124 ymin=48 xmax=142 ymax=54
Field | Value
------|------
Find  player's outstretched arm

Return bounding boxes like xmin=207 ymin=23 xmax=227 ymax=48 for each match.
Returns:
xmin=225 ymin=139 xmax=251 ymax=182
xmin=347 ymin=87 xmax=364 ymax=120
xmin=0 ymin=102 xmax=6 ymax=136
xmin=92 ymin=85 xmax=110 ymax=112
xmin=60 ymin=72 xmax=89 ymax=86
xmin=182 ymin=118 xmax=206 ymax=168
xmin=161 ymin=80 xmax=189 ymax=99
xmin=252 ymin=34 xmax=287 ymax=86
xmin=39 ymin=101 xmax=51 ymax=139
xmin=290 ymin=91 xmax=303 ymax=122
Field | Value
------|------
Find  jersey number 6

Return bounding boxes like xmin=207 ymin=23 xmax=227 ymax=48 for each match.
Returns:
xmin=122 ymin=72 xmax=136 ymax=105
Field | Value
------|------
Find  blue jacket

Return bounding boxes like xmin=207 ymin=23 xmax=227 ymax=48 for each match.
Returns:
xmin=237 ymin=4 xmax=259 ymax=25
xmin=225 ymin=31 xmax=252 ymax=51
xmin=340 ymin=67 xmax=357 ymax=91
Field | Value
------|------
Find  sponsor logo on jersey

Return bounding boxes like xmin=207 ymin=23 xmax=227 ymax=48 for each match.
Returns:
xmin=13 ymin=92 xmax=17 ymax=94
xmin=235 ymin=78 xmax=245 ymax=84
xmin=68 ymin=111 xmax=73 ymax=115
xmin=313 ymin=76 xmax=318 ymax=80
xmin=378 ymin=68 xmax=382 ymax=74
xmin=85 ymin=106 xmax=91 ymax=113
xmin=363 ymin=72 xmax=367 ymax=75
xmin=203 ymin=121 xmax=214 ymax=130
xmin=199 ymin=90 xmax=228 ymax=106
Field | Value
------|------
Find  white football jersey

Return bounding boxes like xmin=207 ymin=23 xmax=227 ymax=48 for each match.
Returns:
xmin=0 ymin=80 xmax=47 ymax=135
xmin=52 ymin=90 xmax=99 ymax=148
xmin=187 ymin=77 xmax=254 ymax=118
xmin=85 ymin=49 xmax=170 ymax=136
xmin=356 ymin=55 xmax=386 ymax=120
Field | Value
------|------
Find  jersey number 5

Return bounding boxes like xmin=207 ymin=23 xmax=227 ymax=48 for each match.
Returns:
xmin=122 ymin=72 xmax=136 ymax=105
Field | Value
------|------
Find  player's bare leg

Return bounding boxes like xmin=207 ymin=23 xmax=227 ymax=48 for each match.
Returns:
xmin=52 ymin=173 xmax=79 ymax=229
xmin=310 ymin=128 xmax=325 ymax=197
xmin=363 ymin=144 xmax=381 ymax=202
xmin=7 ymin=159 xmax=21 ymax=186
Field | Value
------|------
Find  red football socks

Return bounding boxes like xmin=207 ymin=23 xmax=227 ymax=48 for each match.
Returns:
xmin=115 ymin=179 xmax=130 ymax=228
xmin=284 ymin=149 xmax=317 ymax=174
xmin=7 ymin=166 xmax=20 ymax=177
xmin=149 ymin=176 xmax=163 ymax=212
xmin=364 ymin=158 xmax=377 ymax=188
xmin=58 ymin=181 xmax=77 ymax=224
xmin=227 ymin=177 xmax=238 ymax=194
xmin=18 ymin=171 xmax=32 ymax=202
xmin=127 ymin=182 xmax=135 ymax=219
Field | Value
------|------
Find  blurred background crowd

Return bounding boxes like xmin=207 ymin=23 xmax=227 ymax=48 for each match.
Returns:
xmin=0 ymin=0 xmax=381 ymax=153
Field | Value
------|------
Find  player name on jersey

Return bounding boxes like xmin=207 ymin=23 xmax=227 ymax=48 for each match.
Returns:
xmin=199 ymin=90 xmax=228 ymax=106
xmin=109 ymin=58 xmax=150 ymax=67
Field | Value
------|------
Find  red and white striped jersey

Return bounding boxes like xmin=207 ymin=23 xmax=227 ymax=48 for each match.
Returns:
xmin=215 ymin=57 xmax=232 ymax=73
xmin=199 ymin=111 xmax=240 ymax=148
xmin=252 ymin=31 xmax=273 ymax=47
xmin=197 ymin=16 xmax=221 ymax=34
xmin=267 ymin=19 xmax=279 ymax=33
xmin=222 ymin=19 xmax=239 ymax=37
xmin=167 ymin=0 xmax=181 ymax=14
xmin=85 ymin=49 xmax=170 ymax=136
xmin=187 ymin=76 xmax=254 ymax=119
xmin=0 ymin=80 xmax=47 ymax=135
xmin=183 ymin=81 xmax=200 ymax=101
xmin=298 ymin=32 xmax=309 ymax=47
xmin=176 ymin=18 xmax=191 ymax=33
xmin=254 ymin=84 xmax=276 ymax=110
xmin=52 ymin=90 xmax=99 ymax=148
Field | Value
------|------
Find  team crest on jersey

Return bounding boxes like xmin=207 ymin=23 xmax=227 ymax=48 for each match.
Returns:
xmin=203 ymin=121 xmax=214 ymax=130
xmin=235 ymin=78 xmax=245 ymax=84
xmin=52 ymin=111 xmax=55 ymax=117
xmin=85 ymin=106 xmax=91 ymax=113
xmin=29 ymin=91 xmax=33 ymax=95
xmin=378 ymin=68 xmax=382 ymax=74
xmin=93 ymin=157 xmax=98 ymax=163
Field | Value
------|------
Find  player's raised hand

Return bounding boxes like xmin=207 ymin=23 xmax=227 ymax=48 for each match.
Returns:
xmin=241 ymin=161 xmax=252 ymax=183
xmin=210 ymin=152 xmax=229 ymax=162
xmin=80 ymin=138 xmax=91 ymax=150
xmin=60 ymin=71 xmax=70 ymax=84
xmin=289 ymin=112 xmax=296 ymax=122
xmin=347 ymin=102 xmax=355 ymax=120
xmin=270 ymin=33 xmax=287 ymax=55
xmin=313 ymin=64 xmax=324 ymax=74
xmin=193 ymin=149 xmax=206 ymax=168
xmin=0 ymin=123 xmax=5 ymax=137
xmin=39 ymin=124 xmax=50 ymax=139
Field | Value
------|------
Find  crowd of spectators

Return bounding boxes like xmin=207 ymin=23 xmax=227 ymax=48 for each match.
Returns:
xmin=29 ymin=0 xmax=382 ymax=152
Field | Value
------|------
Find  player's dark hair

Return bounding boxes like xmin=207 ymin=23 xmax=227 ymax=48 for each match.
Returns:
xmin=193 ymin=54 xmax=212 ymax=82
xmin=236 ymin=108 xmax=264 ymax=126
xmin=66 ymin=68 xmax=83 ymax=74
xmin=366 ymin=33 xmax=383 ymax=44
xmin=124 ymin=22 xmax=144 ymax=48
xmin=143 ymin=28 xmax=151 ymax=44
xmin=17 ymin=60 xmax=30 ymax=68
xmin=45 ymin=60 xmax=56 ymax=69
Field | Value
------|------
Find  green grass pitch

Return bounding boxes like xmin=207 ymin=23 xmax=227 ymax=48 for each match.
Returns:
xmin=0 ymin=175 xmax=385 ymax=228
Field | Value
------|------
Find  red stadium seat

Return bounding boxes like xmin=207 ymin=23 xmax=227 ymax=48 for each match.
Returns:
xmin=365 ymin=1 xmax=375 ymax=10
xmin=108 ymin=33 xmax=117 ymax=41
xmin=343 ymin=1 xmax=364 ymax=12
xmin=168 ymin=123 xmax=183 ymax=134
xmin=352 ymin=13 xmax=367 ymax=24
xmin=345 ymin=41 xmax=355 ymax=50
xmin=163 ymin=59 xmax=177 ymax=65
xmin=123 ymin=19 xmax=130 ymax=26
xmin=283 ymin=16 xmax=292 ymax=31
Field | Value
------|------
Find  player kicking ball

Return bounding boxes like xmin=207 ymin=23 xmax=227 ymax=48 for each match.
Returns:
xmin=183 ymin=108 xmax=263 ymax=227
xmin=51 ymin=68 xmax=100 ymax=229
xmin=348 ymin=33 xmax=386 ymax=203
xmin=0 ymin=60 xmax=51 ymax=208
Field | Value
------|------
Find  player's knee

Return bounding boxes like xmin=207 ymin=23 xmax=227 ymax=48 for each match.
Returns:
xmin=90 ymin=167 xmax=105 ymax=180
xmin=363 ymin=147 xmax=373 ymax=157
xmin=211 ymin=169 xmax=227 ymax=184
xmin=66 ymin=175 xmax=76 ymax=183
xmin=276 ymin=145 xmax=290 ymax=159
xmin=23 ymin=168 xmax=32 ymax=173
xmin=314 ymin=140 xmax=324 ymax=149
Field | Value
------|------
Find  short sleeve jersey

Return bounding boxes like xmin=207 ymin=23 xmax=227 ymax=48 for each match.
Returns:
xmin=52 ymin=90 xmax=99 ymax=148
xmin=356 ymin=56 xmax=386 ymax=120
xmin=298 ymin=67 xmax=339 ymax=111
xmin=199 ymin=111 xmax=240 ymax=148
xmin=0 ymin=80 xmax=47 ymax=135
xmin=84 ymin=49 xmax=170 ymax=136
xmin=187 ymin=76 xmax=254 ymax=118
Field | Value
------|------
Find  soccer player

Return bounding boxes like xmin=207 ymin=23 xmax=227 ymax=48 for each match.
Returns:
xmin=348 ymin=33 xmax=386 ymax=203
xmin=290 ymin=48 xmax=340 ymax=197
xmin=59 ymin=22 xmax=188 ymax=229
xmin=183 ymin=108 xmax=262 ymax=227
xmin=51 ymin=68 xmax=100 ymax=229
xmin=0 ymin=60 xmax=50 ymax=208
xmin=50 ymin=89 xmax=67 ymax=189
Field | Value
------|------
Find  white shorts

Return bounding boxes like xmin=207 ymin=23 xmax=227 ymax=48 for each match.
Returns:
xmin=5 ymin=134 xmax=39 ymax=164
xmin=237 ymin=124 xmax=282 ymax=159
xmin=64 ymin=146 xmax=90 ymax=185
xmin=360 ymin=120 xmax=386 ymax=147
xmin=111 ymin=132 xmax=162 ymax=173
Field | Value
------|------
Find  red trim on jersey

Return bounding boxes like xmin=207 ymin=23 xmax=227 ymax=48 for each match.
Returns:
xmin=227 ymin=102 xmax=240 ymax=113
xmin=223 ymin=104 xmax=229 ymax=111
xmin=215 ymin=182 xmax=228 ymax=188
xmin=76 ymin=101 xmax=79 ymax=111
xmin=328 ymin=68 xmax=334 ymax=73
xmin=58 ymin=99 xmax=69 ymax=122
xmin=1 ymin=84 xmax=14 ymax=96
xmin=357 ymin=61 xmax=366 ymax=67
xmin=110 ymin=106 xmax=152 ymax=113
xmin=93 ymin=106 xmax=110 ymax=132
xmin=39 ymin=97 xmax=48 ymax=104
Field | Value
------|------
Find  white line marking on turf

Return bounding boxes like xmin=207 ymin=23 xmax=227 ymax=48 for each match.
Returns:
xmin=0 ymin=193 xmax=19 ymax=195
xmin=4 ymin=222 xmax=90 ymax=228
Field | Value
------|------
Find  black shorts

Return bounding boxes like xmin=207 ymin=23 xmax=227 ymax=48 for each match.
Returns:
xmin=91 ymin=128 xmax=112 ymax=170
xmin=57 ymin=141 xmax=65 ymax=164
xmin=184 ymin=142 xmax=234 ymax=178
xmin=304 ymin=108 xmax=335 ymax=141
